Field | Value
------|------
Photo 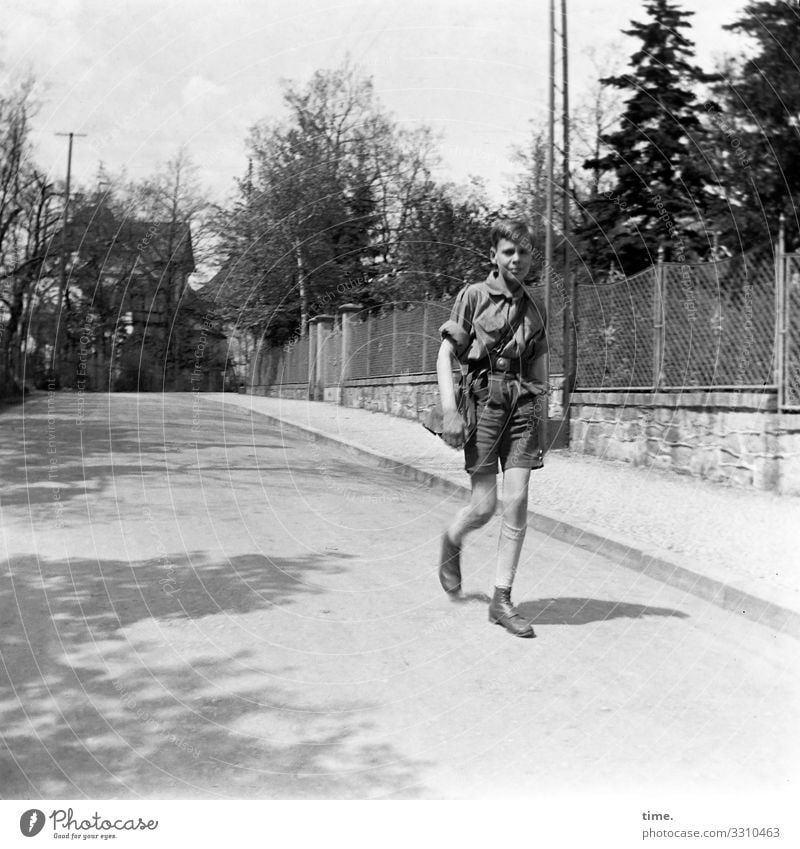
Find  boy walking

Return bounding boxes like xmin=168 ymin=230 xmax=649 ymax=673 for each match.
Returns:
xmin=436 ymin=219 xmax=547 ymax=638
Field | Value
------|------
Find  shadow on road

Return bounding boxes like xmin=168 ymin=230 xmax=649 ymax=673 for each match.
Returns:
xmin=0 ymin=550 xmax=431 ymax=800
xmin=517 ymin=596 xmax=690 ymax=626
xmin=0 ymin=394 xmax=362 ymax=517
xmin=446 ymin=593 xmax=688 ymax=626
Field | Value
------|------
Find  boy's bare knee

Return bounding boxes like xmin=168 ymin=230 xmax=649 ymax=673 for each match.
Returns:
xmin=466 ymin=490 xmax=496 ymax=526
xmin=468 ymin=474 xmax=497 ymax=525
xmin=472 ymin=501 xmax=496 ymax=525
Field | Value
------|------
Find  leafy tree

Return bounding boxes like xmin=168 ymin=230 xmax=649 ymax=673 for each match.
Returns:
xmin=390 ymin=177 xmax=492 ymax=302
xmin=212 ymin=58 xmax=437 ymax=346
xmin=253 ymin=60 xmax=389 ymax=334
xmin=581 ymin=0 xmax=711 ymax=273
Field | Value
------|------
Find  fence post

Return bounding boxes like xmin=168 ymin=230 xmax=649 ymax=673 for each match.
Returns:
xmin=562 ymin=264 xmax=577 ymax=446
xmin=653 ymin=245 xmax=665 ymax=390
xmin=308 ymin=315 xmax=334 ymax=401
xmin=366 ymin=312 xmax=373 ymax=378
xmin=322 ymin=314 xmax=336 ymax=398
xmin=420 ymin=301 xmax=429 ymax=373
xmin=391 ymin=305 xmax=398 ymax=375
xmin=776 ymin=214 xmax=786 ymax=408
xmin=306 ymin=325 xmax=316 ymax=400
xmin=337 ymin=303 xmax=362 ymax=401
xmin=251 ymin=336 xmax=266 ymax=394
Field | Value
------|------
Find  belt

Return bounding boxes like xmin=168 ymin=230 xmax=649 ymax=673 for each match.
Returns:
xmin=469 ymin=354 xmax=522 ymax=376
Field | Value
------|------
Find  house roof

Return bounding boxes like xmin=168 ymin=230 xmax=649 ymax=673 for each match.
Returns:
xmin=65 ymin=197 xmax=195 ymax=274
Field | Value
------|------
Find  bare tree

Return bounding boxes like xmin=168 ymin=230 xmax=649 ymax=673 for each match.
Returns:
xmin=506 ymin=128 xmax=551 ymax=246
xmin=570 ymin=45 xmax=625 ymax=199
xmin=0 ymin=76 xmax=61 ymax=394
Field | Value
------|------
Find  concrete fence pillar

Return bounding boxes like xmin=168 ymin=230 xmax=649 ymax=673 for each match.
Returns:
xmin=308 ymin=315 xmax=334 ymax=401
xmin=306 ymin=326 xmax=316 ymax=400
xmin=251 ymin=336 xmax=267 ymax=393
xmin=391 ymin=305 xmax=398 ymax=375
xmin=337 ymin=303 xmax=362 ymax=389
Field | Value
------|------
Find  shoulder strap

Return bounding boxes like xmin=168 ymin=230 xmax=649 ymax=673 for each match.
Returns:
xmin=519 ymin=285 xmax=546 ymax=327
xmin=490 ymin=298 xmax=527 ymax=356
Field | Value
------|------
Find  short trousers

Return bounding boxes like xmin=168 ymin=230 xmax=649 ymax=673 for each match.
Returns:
xmin=464 ymin=374 xmax=545 ymax=476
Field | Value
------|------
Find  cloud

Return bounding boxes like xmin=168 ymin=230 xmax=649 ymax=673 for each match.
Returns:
xmin=181 ymin=74 xmax=227 ymax=107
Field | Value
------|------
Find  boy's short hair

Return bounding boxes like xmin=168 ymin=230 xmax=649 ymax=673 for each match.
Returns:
xmin=491 ymin=218 xmax=535 ymax=251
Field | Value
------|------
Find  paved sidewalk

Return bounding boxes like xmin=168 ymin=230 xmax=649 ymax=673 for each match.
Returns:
xmin=204 ymin=393 xmax=800 ymax=637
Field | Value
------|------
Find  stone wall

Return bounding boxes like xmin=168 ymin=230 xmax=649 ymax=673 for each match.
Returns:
xmin=340 ymin=375 xmax=440 ymax=420
xmin=570 ymin=391 xmax=800 ymax=495
xmin=250 ymin=382 xmax=309 ymax=401
xmin=250 ymin=376 xmax=439 ymax=412
xmin=340 ymin=374 xmax=566 ymax=421
xmin=249 ymin=377 xmax=800 ymax=495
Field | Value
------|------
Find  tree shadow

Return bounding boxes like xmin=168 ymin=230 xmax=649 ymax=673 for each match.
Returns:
xmin=0 ymin=550 xmax=431 ymax=800
xmin=517 ymin=597 xmax=690 ymax=626
xmin=0 ymin=394 xmax=350 ymax=510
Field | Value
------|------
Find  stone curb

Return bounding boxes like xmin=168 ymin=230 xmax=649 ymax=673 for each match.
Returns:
xmin=225 ymin=402 xmax=800 ymax=641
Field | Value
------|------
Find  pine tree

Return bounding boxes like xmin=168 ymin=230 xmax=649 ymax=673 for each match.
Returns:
xmin=582 ymin=0 xmax=710 ymax=273
xmin=705 ymin=1 xmax=800 ymax=251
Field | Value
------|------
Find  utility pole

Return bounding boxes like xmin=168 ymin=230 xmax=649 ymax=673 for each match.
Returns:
xmin=52 ymin=131 xmax=86 ymax=378
xmin=544 ymin=0 xmax=555 ymax=452
xmin=561 ymin=0 xmax=576 ymax=440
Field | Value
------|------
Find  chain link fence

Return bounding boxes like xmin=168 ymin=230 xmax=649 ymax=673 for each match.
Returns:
xmin=249 ymin=301 xmax=454 ymax=391
xmin=576 ymin=252 xmax=777 ymax=391
xmin=576 ymin=266 xmax=655 ymax=388
xmin=661 ymin=256 xmax=775 ymax=389
xmin=251 ymin=334 xmax=310 ymax=388
xmin=346 ymin=302 xmax=451 ymax=378
xmin=253 ymin=250 xmax=787 ymax=398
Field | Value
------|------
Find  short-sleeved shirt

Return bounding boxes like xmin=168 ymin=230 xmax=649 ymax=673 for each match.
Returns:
xmin=439 ymin=270 xmax=548 ymax=390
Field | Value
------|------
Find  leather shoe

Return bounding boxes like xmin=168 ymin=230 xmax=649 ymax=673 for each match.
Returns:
xmin=488 ymin=587 xmax=535 ymax=638
xmin=439 ymin=532 xmax=461 ymax=594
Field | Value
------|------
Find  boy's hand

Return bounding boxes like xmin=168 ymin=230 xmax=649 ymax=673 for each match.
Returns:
xmin=442 ymin=409 xmax=467 ymax=449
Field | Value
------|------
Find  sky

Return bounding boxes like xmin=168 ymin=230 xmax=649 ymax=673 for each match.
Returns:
xmin=3 ymin=0 xmax=745 ymax=236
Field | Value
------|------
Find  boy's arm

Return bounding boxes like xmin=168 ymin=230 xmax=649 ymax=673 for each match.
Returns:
xmin=528 ymin=349 xmax=548 ymax=391
xmin=436 ymin=338 xmax=466 ymax=449
xmin=436 ymin=284 xmax=475 ymax=448
xmin=436 ymin=338 xmax=458 ymax=410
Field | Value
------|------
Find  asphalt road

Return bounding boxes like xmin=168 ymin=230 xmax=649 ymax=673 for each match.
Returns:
xmin=1 ymin=393 xmax=798 ymax=800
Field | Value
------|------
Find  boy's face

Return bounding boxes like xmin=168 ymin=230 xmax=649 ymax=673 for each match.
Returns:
xmin=490 ymin=237 xmax=532 ymax=287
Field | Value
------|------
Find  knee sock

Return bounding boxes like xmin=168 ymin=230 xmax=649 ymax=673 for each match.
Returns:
xmin=448 ymin=504 xmax=493 ymax=546
xmin=494 ymin=520 xmax=527 ymax=589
